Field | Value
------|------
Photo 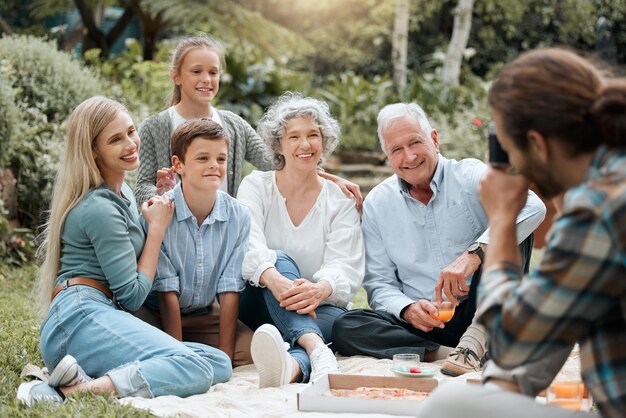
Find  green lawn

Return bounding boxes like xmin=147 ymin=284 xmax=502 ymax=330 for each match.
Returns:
xmin=0 ymin=263 xmax=154 ymax=417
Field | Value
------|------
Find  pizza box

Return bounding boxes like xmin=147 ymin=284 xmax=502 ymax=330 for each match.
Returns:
xmin=297 ymin=374 xmax=438 ymax=416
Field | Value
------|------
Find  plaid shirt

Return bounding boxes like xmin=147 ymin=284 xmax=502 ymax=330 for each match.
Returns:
xmin=477 ymin=146 xmax=626 ymax=418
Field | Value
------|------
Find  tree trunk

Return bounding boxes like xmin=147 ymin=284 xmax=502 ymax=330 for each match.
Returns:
xmin=392 ymin=0 xmax=410 ymax=92
xmin=0 ymin=14 xmax=14 ymax=35
xmin=74 ymin=0 xmax=136 ymax=59
xmin=441 ymin=0 xmax=475 ymax=86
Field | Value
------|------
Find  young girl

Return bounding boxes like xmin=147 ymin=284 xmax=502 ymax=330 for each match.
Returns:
xmin=135 ymin=35 xmax=362 ymax=207
xmin=18 ymin=96 xmax=232 ymax=405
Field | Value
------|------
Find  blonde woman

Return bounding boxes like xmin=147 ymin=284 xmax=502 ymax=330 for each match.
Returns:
xmin=18 ymin=96 xmax=231 ymax=405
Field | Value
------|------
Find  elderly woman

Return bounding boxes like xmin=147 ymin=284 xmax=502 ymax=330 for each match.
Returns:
xmin=237 ymin=93 xmax=364 ymax=387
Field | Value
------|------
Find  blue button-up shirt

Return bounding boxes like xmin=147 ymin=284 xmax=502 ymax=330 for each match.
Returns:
xmin=362 ymin=154 xmax=546 ymax=319
xmin=144 ymin=183 xmax=251 ymax=315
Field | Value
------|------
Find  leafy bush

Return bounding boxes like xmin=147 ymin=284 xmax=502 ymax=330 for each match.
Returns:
xmin=316 ymin=72 xmax=397 ymax=151
xmin=0 ymin=200 xmax=34 ymax=267
xmin=0 ymin=35 xmax=105 ymax=228
xmin=0 ymin=70 xmax=19 ymax=168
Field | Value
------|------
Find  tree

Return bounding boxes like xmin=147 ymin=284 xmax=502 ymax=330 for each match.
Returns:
xmin=0 ymin=14 xmax=14 ymax=35
xmin=442 ymin=0 xmax=475 ymax=85
xmin=74 ymin=0 xmax=136 ymax=59
xmin=392 ymin=0 xmax=409 ymax=91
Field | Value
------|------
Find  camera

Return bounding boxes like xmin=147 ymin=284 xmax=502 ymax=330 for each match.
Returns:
xmin=487 ymin=121 xmax=509 ymax=167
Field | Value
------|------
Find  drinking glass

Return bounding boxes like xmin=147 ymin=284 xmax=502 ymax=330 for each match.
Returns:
xmin=430 ymin=293 xmax=456 ymax=323
xmin=547 ymin=379 xmax=582 ymax=411
xmin=393 ymin=353 xmax=420 ymax=372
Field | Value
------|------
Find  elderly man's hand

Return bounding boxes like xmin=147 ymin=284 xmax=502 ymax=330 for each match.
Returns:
xmin=434 ymin=252 xmax=481 ymax=304
xmin=402 ymin=300 xmax=444 ymax=332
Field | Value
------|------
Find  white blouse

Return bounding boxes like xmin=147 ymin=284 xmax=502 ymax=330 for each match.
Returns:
xmin=237 ymin=170 xmax=364 ymax=307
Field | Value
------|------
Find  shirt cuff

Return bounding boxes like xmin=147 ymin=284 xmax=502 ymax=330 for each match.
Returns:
xmin=153 ymin=276 xmax=180 ymax=293
xmin=318 ymin=277 xmax=337 ymax=297
xmin=388 ymin=296 xmax=416 ymax=321
xmin=251 ymin=262 xmax=276 ymax=287
xmin=217 ymin=277 xmax=246 ymax=293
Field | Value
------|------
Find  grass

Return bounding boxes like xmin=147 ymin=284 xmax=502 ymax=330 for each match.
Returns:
xmin=0 ymin=263 xmax=155 ymax=417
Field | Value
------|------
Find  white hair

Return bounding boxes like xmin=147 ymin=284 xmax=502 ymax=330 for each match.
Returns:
xmin=258 ymin=92 xmax=340 ymax=170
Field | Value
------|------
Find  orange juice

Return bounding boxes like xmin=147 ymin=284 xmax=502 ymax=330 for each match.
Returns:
xmin=548 ymin=399 xmax=581 ymax=411
xmin=430 ymin=302 xmax=455 ymax=322
xmin=552 ymin=383 xmax=580 ymax=398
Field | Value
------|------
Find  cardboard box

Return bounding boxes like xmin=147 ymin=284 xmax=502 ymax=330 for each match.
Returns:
xmin=297 ymin=374 xmax=438 ymax=416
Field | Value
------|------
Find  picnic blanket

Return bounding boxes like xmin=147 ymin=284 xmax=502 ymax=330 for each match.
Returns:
xmin=120 ymin=349 xmax=581 ymax=418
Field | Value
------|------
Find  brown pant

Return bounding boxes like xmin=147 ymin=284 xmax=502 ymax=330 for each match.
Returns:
xmin=134 ymin=302 xmax=253 ymax=367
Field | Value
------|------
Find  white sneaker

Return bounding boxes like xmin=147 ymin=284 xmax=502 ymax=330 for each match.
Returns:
xmin=48 ymin=355 xmax=92 ymax=387
xmin=251 ymin=324 xmax=292 ymax=388
xmin=17 ymin=381 xmax=64 ymax=406
xmin=309 ymin=343 xmax=340 ymax=382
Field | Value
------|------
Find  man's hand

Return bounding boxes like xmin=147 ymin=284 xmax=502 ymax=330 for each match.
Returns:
xmin=401 ymin=300 xmax=444 ymax=332
xmin=279 ymin=279 xmax=333 ymax=319
xmin=434 ymin=252 xmax=481 ymax=304
xmin=479 ymin=167 xmax=529 ymax=224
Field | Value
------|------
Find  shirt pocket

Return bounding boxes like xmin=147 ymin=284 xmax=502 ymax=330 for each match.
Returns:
xmin=442 ymin=201 xmax=477 ymax=248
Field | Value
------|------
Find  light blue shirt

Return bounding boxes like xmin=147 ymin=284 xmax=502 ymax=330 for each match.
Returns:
xmin=143 ymin=183 xmax=251 ymax=315
xmin=362 ymin=154 xmax=546 ymax=320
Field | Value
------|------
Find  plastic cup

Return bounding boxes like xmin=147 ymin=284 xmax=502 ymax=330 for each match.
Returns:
xmin=547 ymin=379 xmax=582 ymax=411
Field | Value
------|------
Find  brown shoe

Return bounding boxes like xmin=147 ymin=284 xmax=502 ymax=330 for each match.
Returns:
xmin=440 ymin=347 xmax=482 ymax=377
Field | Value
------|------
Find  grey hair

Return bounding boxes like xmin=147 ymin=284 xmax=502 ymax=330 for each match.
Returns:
xmin=377 ymin=103 xmax=434 ymax=153
xmin=257 ymin=92 xmax=341 ymax=170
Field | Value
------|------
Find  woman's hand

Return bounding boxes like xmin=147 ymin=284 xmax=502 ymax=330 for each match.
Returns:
xmin=279 ymin=279 xmax=333 ymax=318
xmin=156 ymin=166 xmax=176 ymax=196
xmin=141 ymin=195 xmax=174 ymax=234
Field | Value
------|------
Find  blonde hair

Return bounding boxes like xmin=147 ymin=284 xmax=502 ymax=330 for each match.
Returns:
xmin=37 ymin=96 xmax=128 ymax=317
xmin=169 ymin=35 xmax=226 ymax=106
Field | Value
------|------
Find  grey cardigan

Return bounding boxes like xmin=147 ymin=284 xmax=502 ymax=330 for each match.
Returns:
xmin=135 ymin=108 xmax=274 ymax=206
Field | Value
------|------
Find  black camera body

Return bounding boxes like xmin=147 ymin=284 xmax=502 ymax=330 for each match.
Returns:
xmin=488 ymin=121 xmax=509 ymax=167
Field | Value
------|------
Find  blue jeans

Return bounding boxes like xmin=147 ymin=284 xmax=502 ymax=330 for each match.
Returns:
xmin=240 ymin=251 xmax=346 ymax=383
xmin=40 ymin=285 xmax=232 ymax=398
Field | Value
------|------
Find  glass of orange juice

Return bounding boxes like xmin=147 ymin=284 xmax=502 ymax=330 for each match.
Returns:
xmin=547 ymin=379 xmax=582 ymax=411
xmin=430 ymin=294 xmax=455 ymax=323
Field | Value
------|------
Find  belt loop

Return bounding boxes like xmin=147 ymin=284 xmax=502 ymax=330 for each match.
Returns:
xmin=62 ymin=280 xmax=69 ymax=290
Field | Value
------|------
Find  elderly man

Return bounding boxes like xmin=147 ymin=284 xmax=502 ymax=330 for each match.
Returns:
xmin=332 ymin=103 xmax=545 ymax=375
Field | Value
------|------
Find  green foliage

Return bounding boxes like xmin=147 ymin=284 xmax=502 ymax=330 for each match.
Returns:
xmin=316 ymin=72 xmax=396 ymax=151
xmin=0 ymin=35 xmax=105 ymax=229
xmin=0 ymin=70 xmax=19 ymax=168
xmin=0 ymin=201 xmax=34 ymax=267
xmin=0 ymin=263 xmax=156 ymax=417
xmin=83 ymin=40 xmax=172 ymax=120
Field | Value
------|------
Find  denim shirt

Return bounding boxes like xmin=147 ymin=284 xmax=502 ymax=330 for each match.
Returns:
xmin=143 ymin=184 xmax=251 ymax=315
xmin=362 ymin=154 xmax=546 ymax=319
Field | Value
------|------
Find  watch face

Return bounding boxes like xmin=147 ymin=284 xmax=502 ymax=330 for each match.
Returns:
xmin=468 ymin=242 xmax=480 ymax=253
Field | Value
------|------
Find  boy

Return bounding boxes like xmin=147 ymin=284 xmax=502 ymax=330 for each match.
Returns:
xmin=136 ymin=118 xmax=253 ymax=366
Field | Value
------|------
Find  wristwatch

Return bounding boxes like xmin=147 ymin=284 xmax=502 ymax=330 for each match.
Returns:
xmin=467 ymin=242 xmax=484 ymax=264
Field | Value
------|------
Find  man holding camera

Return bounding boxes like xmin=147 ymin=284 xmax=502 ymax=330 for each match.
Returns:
xmin=332 ymin=102 xmax=545 ymax=375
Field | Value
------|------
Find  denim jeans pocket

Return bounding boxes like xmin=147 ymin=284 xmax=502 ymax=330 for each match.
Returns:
xmin=80 ymin=286 xmax=115 ymax=306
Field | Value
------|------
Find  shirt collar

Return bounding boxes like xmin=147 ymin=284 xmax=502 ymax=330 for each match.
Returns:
xmin=170 ymin=183 xmax=229 ymax=224
xmin=584 ymin=145 xmax=625 ymax=182
xmin=396 ymin=153 xmax=444 ymax=197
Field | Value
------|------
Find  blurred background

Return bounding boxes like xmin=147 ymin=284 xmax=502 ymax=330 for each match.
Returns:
xmin=0 ymin=0 xmax=624 ymax=265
